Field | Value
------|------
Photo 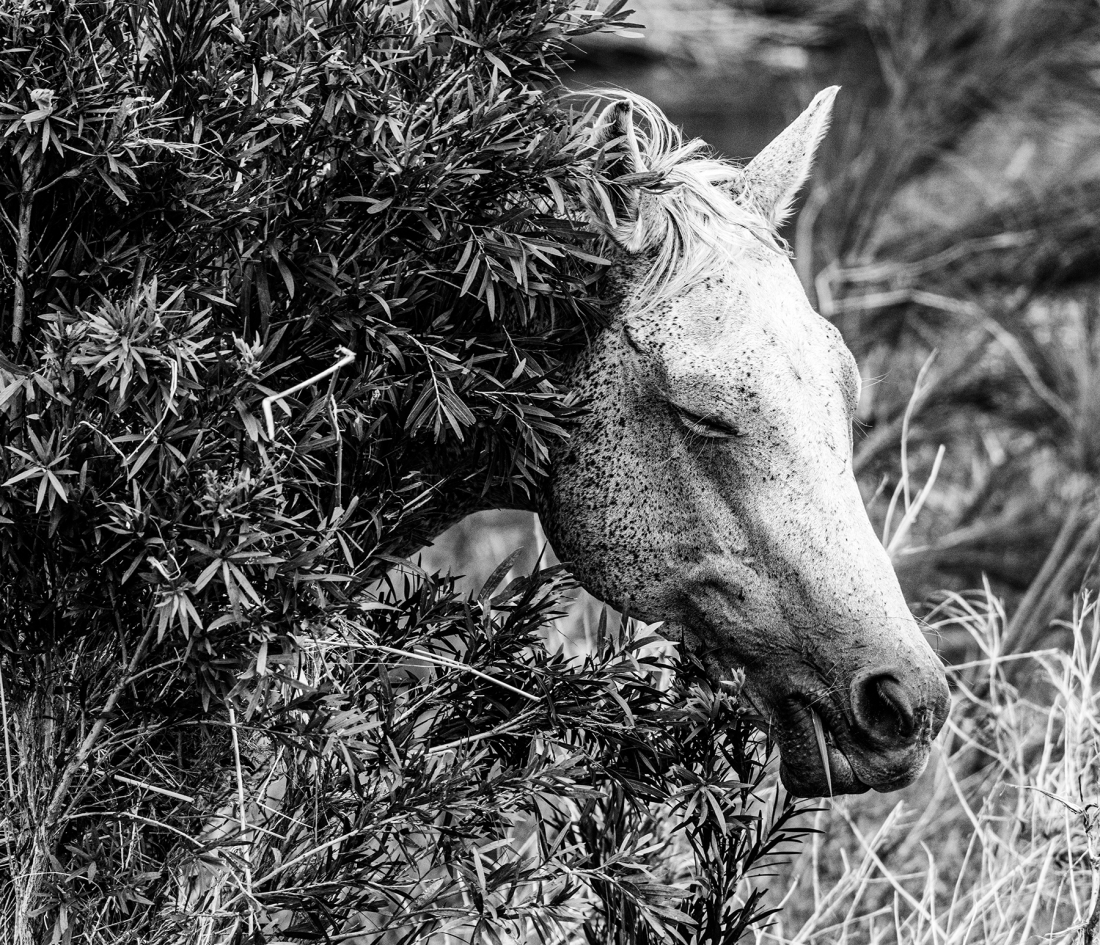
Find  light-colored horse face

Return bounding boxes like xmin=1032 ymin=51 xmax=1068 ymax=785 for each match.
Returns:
xmin=543 ymin=90 xmax=949 ymax=797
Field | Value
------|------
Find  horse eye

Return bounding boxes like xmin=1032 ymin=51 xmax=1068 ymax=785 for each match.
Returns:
xmin=622 ymin=328 xmax=644 ymax=353
xmin=671 ymin=404 xmax=741 ymax=439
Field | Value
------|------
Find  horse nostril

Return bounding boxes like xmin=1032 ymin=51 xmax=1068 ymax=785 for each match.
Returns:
xmin=852 ymin=672 xmax=917 ymax=746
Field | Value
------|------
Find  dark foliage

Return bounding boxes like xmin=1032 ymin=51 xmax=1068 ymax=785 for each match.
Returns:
xmin=0 ymin=1 xmax=812 ymax=941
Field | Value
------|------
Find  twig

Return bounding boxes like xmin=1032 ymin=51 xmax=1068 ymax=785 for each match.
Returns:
xmin=880 ymin=351 xmax=944 ymax=556
xmin=12 ymin=154 xmax=41 ymax=345
xmin=425 ymin=717 xmax=531 ymax=756
xmin=885 ymin=444 xmax=945 ymax=558
xmin=68 ymin=809 xmax=203 ymax=847
xmin=364 ymin=642 xmax=541 ymax=703
xmin=0 ymin=663 xmax=17 ymax=880
xmin=1082 ymin=804 xmax=1100 ymax=945
xmin=261 ymin=346 xmax=355 ymax=440
xmin=111 ymin=773 xmax=195 ymax=804
xmin=228 ymin=706 xmax=255 ymax=936
xmin=329 ymin=392 xmax=343 ymax=512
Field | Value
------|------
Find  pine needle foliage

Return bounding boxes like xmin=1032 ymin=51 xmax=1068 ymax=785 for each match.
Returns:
xmin=0 ymin=1 xmax=812 ymax=941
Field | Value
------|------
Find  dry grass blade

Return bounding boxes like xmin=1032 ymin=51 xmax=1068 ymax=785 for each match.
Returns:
xmin=809 ymin=708 xmax=832 ymax=799
xmin=1082 ymin=807 xmax=1100 ymax=945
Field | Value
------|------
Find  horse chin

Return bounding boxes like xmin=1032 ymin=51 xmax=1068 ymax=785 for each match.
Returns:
xmin=779 ymin=745 xmax=869 ymax=798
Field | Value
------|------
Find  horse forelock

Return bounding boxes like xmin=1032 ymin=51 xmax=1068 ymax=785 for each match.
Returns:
xmin=583 ymin=92 xmax=788 ymax=315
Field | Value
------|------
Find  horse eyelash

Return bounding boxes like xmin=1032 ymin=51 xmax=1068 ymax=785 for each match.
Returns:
xmin=671 ymin=403 xmax=742 ymax=439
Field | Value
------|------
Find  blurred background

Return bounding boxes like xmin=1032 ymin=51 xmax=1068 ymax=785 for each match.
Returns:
xmin=422 ymin=0 xmax=1100 ymax=673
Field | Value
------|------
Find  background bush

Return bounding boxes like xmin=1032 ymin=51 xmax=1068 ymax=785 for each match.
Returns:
xmin=0 ymin=1 xmax=814 ymax=942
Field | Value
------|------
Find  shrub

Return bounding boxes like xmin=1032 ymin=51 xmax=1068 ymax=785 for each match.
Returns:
xmin=0 ymin=1 xmax=811 ymax=941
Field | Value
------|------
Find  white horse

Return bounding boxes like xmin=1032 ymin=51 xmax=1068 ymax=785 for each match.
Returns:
xmin=541 ymin=88 xmax=949 ymax=797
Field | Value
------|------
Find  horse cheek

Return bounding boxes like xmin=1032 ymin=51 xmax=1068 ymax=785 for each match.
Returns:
xmin=542 ymin=348 xmax=673 ymax=623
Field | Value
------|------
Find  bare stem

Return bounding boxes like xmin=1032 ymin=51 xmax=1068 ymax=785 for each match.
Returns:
xmin=228 ymin=706 xmax=255 ymax=936
xmin=0 ymin=666 xmax=17 ymax=890
xmin=12 ymin=624 xmax=155 ymax=945
xmin=1082 ymin=805 xmax=1100 ymax=945
xmin=12 ymin=156 xmax=40 ymax=347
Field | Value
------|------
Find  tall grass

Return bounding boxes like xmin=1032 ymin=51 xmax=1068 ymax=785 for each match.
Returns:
xmin=751 ymin=589 xmax=1100 ymax=945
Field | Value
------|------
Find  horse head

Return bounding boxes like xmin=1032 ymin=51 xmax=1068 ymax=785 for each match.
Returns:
xmin=542 ymin=88 xmax=950 ymax=797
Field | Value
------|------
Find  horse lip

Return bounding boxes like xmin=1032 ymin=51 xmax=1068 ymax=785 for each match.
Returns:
xmin=778 ymin=744 xmax=869 ymax=797
xmin=780 ymin=750 xmax=869 ymax=798
xmin=783 ymin=689 xmax=856 ymax=754
xmin=774 ymin=686 xmax=866 ymax=796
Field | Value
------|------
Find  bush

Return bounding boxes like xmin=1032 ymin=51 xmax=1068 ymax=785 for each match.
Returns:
xmin=0 ymin=1 xmax=811 ymax=941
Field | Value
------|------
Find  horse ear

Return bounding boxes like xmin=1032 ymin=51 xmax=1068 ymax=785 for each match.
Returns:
xmin=737 ymin=86 xmax=839 ymax=228
xmin=589 ymin=100 xmax=648 ymax=240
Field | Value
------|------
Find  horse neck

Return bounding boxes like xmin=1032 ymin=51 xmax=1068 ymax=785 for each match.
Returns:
xmin=388 ymin=268 xmax=629 ymax=564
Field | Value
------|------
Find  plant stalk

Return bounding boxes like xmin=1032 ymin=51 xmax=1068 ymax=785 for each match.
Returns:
xmin=11 ymin=625 xmax=155 ymax=945
xmin=12 ymin=155 xmax=41 ymax=347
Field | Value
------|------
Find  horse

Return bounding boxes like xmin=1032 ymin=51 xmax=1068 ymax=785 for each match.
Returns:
xmin=538 ymin=87 xmax=950 ymax=797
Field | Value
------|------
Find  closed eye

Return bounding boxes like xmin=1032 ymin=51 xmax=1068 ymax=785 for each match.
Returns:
xmin=670 ymin=403 xmax=742 ymax=439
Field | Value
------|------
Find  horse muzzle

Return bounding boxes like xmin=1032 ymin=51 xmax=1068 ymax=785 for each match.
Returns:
xmin=772 ymin=664 xmax=950 ymax=797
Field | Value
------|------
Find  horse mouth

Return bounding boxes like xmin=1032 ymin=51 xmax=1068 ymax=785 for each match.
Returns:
xmin=775 ymin=696 xmax=870 ymax=798
xmin=772 ymin=689 xmax=940 ymax=797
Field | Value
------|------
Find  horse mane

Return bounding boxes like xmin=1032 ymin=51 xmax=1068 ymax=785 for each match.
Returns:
xmin=582 ymin=91 xmax=787 ymax=313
